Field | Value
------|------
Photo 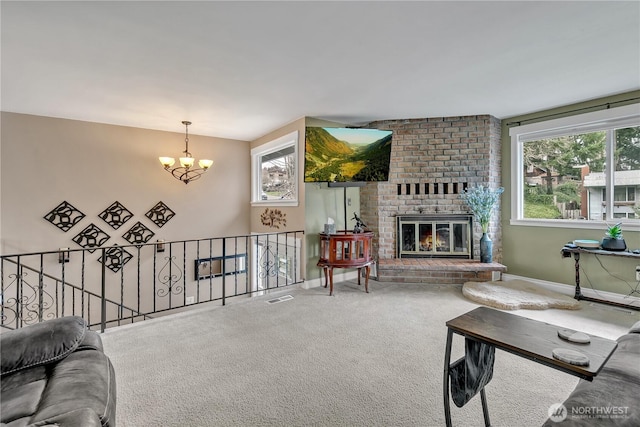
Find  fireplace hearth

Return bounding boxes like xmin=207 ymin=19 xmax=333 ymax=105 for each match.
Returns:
xmin=396 ymin=214 xmax=473 ymax=258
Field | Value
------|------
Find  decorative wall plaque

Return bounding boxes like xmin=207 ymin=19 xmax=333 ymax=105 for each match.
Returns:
xmin=99 ymin=201 xmax=133 ymax=229
xmin=72 ymin=223 xmax=110 ymax=252
xmin=260 ymin=208 xmax=287 ymax=229
xmin=44 ymin=201 xmax=85 ymax=232
xmin=145 ymin=202 xmax=175 ymax=228
xmin=98 ymin=246 xmax=133 ymax=273
xmin=122 ymin=221 xmax=155 ymax=247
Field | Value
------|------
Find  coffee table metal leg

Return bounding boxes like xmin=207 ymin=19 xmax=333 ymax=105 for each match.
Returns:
xmin=443 ymin=328 xmax=453 ymax=427
xmin=480 ymin=387 xmax=491 ymax=426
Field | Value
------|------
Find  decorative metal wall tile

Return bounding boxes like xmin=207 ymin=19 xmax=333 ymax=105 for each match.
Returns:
xmin=145 ymin=201 xmax=175 ymax=228
xmin=98 ymin=246 xmax=133 ymax=273
xmin=72 ymin=223 xmax=110 ymax=253
xmin=44 ymin=201 xmax=86 ymax=232
xmin=99 ymin=201 xmax=133 ymax=229
xmin=122 ymin=221 xmax=155 ymax=247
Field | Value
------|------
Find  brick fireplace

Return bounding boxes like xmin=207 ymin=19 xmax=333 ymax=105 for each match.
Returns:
xmin=359 ymin=115 xmax=505 ymax=283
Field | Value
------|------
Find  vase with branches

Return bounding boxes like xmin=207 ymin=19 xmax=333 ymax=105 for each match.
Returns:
xmin=460 ymin=185 xmax=504 ymax=262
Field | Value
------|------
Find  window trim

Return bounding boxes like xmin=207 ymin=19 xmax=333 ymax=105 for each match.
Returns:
xmin=251 ymin=130 xmax=299 ymax=207
xmin=509 ymin=103 xmax=640 ymax=231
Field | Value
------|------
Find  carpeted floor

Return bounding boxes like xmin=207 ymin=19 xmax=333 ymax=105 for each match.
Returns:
xmin=101 ymin=280 xmax=639 ymax=427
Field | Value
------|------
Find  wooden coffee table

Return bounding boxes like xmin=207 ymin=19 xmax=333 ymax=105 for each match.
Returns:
xmin=443 ymin=306 xmax=618 ymax=427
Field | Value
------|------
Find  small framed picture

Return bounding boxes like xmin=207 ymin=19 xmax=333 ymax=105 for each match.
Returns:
xmin=194 ymin=253 xmax=247 ymax=280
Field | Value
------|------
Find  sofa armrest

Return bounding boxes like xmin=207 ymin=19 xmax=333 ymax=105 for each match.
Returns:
xmin=77 ymin=330 xmax=104 ymax=353
xmin=0 ymin=316 xmax=87 ymax=376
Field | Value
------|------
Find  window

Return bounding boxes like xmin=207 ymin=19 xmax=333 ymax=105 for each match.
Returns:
xmin=510 ymin=104 xmax=640 ymax=230
xmin=251 ymin=131 xmax=298 ymax=206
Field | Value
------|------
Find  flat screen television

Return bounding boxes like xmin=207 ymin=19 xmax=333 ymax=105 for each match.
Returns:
xmin=304 ymin=127 xmax=393 ymax=183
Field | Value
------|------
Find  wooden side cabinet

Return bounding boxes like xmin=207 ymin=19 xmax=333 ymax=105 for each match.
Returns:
xmin=317 ymin=231 xmax=374 ymax=295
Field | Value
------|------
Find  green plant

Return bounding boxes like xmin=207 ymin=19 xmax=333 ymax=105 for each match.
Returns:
xmin=460 ymin=185 xmax=505 ymax=233
xmin=605 ymin=222 xmax=623 ymax=239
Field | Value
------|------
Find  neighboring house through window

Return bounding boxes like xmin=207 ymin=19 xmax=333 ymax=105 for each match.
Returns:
xmin=251 ymin=131 xmax=298 ymax=206
xmin=510 ymin=104 xmax=640 ymax=230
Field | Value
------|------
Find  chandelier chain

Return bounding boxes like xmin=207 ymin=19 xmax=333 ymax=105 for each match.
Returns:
xmin=182 ymin=121 xmax=191 ymax=157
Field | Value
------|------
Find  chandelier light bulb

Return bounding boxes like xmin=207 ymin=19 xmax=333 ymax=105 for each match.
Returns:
xmin=159 ymin=157 xmax=176 ymax=168
xmin=179 ymin=157 xmax=195 ymax=168
xmin=198 ymin=159 xmax=213 ymax=170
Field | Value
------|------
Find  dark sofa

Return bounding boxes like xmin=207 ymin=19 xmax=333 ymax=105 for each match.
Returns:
xmin=543 ymin=321 xmax=640 ymax=426
xmin=1 ymin=316 xmax=116 ymax=427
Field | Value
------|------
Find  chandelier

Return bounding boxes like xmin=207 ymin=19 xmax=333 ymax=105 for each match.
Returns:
xmin=159 ymin=121 xmax=213 ymax=184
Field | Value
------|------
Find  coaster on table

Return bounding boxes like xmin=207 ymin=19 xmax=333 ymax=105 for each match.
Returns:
xmin=557 ymin=328 xmax=591 ymax=344
xmin=552 ymin=348 xmax=590 ymax=366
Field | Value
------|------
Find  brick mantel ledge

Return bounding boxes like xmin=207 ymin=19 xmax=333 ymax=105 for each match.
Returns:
xmin=376 ymin=258 xmax=507 ymax=284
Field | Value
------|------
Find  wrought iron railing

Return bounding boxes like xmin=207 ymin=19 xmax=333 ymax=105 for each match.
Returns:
xmin=0 ymin=231 xmax=304 ymax=332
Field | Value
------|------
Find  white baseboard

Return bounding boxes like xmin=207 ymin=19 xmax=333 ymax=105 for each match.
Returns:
xmin=301 ymin=270 xmax=359 ymax=290
xmin=503 ymin=273 xmax=640 ymax=308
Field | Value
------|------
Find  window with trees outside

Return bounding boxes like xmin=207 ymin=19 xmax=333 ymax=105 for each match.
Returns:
xmin=251 ymin=131 xmax=298 ymax=206
xmin=510 ymin=104 xmax=639 ymax=230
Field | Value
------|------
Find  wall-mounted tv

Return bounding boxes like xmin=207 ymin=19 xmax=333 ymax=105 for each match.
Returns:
xmin=304 ymin=127 xmax=393 ymax=183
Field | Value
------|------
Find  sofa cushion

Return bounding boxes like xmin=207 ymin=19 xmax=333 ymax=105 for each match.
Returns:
xmin=629 ymin=320 xmax=640 ymax=334
xmin=0 ymin=366 xmax=47 ymax=425
xmin=1 ymin=316 xmax=87 ymax=376
xmin=31 ymin=408 xmax=103 ymax=427
xmin=30 ymin=349 xmax=116 ymax=426
xmin=599 ymin=333 xmax=640 ymax=381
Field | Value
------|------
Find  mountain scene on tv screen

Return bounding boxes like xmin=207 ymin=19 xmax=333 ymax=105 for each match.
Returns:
xmin=304 ymin=127 xmax=393 ymax=182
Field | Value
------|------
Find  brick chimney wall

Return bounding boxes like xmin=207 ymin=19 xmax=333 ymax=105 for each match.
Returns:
xmin=360 ymin=115 xmax=503 ymax=262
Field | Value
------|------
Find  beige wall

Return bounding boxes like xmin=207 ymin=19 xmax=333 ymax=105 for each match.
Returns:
xmin=501 ymin=91 xmax=640 ymax=295
xmin=250 ymin=118 xmax=306 ymax=233
xmin=0 ymin=112 xmax=250 ymax=254
xmin=249 ymin=116 xmax=360 ymax=283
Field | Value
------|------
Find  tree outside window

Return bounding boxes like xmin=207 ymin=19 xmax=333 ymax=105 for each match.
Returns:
xmin=511 ymin=104 xmax=639 ymax=226
xmin=260 ymin=147 xmax=295 ymax=201
xmin=251 ymin=131 xmax=298 ymax=206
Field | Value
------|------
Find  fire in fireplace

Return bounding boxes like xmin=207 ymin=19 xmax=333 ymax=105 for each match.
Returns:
xmin=396 ymin=214 xmax=473 ymax=258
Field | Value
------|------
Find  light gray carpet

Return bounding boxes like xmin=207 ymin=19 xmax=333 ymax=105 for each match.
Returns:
xmin=101 ymin=280 xmax=639 ymax=427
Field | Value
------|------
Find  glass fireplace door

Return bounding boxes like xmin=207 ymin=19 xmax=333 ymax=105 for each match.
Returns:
xmin=396 ymin=215 xmax=472 ymax=258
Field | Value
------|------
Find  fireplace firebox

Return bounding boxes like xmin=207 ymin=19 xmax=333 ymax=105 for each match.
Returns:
xmin=396 ymin=215 xmax=473 ymax=258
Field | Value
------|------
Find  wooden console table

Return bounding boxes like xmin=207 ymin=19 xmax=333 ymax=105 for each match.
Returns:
xmin=560 ymin=246 xmax=640 ymax=311
xmin=317 ymin=231 xmax=374 ymax=296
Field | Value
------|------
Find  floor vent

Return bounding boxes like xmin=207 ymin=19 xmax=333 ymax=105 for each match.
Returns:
xmin=267 ymin=295 xmax=294 ymax=304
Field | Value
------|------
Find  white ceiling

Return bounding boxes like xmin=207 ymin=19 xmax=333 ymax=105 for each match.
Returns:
xmin=2 ymin=1 xmax=639 ymax=141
